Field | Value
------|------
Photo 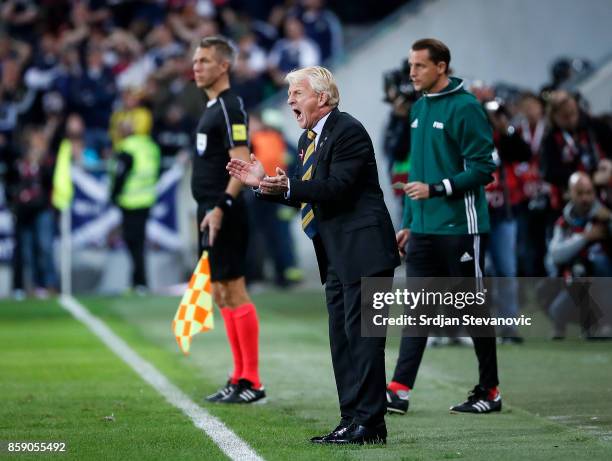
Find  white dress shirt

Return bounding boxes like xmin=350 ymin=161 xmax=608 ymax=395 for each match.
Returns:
xmin=286 ymin=110 xmax=332 ymax=198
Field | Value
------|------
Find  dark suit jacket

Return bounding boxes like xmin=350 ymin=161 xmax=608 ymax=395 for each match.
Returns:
xmin=257 ymin=108 xmax=400 ymax=284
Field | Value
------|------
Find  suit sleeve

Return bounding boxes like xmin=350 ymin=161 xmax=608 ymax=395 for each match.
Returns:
xmin=446 ymin=102 xmax=496 ymax=194
xmin=254 ymin=189 xmax=301 ymax=208
xmin=289 ymin=123 xmax=371 ymax=203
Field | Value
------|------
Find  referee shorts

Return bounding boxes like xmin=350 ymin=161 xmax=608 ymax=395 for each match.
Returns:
xmin=197 ymin=195 xmax=249 ymax=282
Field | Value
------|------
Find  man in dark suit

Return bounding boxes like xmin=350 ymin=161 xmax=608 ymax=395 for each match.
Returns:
xmin=227 ymin=66 xmax=400 ymax=444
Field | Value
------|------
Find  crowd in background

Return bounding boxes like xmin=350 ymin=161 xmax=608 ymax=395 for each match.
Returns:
xmin=1 ymin=1 xmax=612 ymax=338
xmin=0 ymin=0 xmax=344 ymax=296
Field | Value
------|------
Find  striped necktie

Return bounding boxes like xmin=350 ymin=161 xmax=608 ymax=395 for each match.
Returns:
xmin=301 ymin=129 xmax=318 ymax=238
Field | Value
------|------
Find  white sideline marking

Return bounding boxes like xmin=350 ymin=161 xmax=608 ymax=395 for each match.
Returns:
xmin=59 ymin=295 xmax=264 ymax=461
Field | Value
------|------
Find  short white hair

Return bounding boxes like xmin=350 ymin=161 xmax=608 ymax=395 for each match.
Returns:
xmin=285 ymin=66 xmax=340 ymax=108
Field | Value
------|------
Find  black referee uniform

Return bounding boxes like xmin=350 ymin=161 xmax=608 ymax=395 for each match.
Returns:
xmin=192 ymin=89 xmax=249 ymax=281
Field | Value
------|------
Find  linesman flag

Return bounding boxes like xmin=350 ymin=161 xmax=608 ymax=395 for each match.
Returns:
xmin=172 ymin=251 xmax=214 ymax=354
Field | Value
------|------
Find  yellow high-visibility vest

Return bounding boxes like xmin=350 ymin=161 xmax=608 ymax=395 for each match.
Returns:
xmin=115 ymin=135 xmax=160 ymax=209
xmin=52 ymin=140 xmax=74 ymax=210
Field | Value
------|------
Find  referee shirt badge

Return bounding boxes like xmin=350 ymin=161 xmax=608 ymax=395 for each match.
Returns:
xmin=196 ymin=133 xmax=207 ymax=156
xmin=232 ymin=124 xmax=247 ymax=141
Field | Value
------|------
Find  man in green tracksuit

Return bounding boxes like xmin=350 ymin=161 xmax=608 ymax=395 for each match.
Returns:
xmin=385 ymin=38 xmax=501 ymax=415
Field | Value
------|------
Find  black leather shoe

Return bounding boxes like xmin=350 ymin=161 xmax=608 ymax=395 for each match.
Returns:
xmin=331 ymin=423 xmax=387 ymax=445
xmin=310 ymin=420 xmax=352 ymax=443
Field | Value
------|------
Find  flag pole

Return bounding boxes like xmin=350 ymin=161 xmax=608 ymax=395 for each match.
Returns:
xmin=60 ymin=206 xmax=71 ymax=297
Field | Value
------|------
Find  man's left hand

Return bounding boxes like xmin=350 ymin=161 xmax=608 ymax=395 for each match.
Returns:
xmin=404 ymin=181 xmax=430 ymax=200
xmin=200 ymin=207 xmax=223 ymax=246
xmin=259 ymin=167 xmax=289 ymax=195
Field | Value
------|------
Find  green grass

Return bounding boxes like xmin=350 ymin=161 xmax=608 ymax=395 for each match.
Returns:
xmin=1 ymin=291 xmax=612 ymax=460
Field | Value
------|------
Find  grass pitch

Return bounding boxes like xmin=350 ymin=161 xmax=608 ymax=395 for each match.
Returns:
xmin=1 ymin=291 xmax=611 ymax=460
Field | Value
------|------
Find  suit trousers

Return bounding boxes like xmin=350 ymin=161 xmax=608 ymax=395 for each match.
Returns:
xmin=325 ymin=262 xmax=393 ymax=427
xmin=392 ymin=232 xmax=499 ymax=389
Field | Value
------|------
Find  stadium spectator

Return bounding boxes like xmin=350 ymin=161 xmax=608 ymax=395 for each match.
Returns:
xmin=0 ymin=56 xmax=36 ymax=141
xmin=268 ymin=15 xmax=321 ymax=86
xmin=515 ymin=92 xmax=550 ymax=276
xmin=232 ymin=43 xmax=267 ymax=111
xmin=40 ymin=91 xmax=66 ymax=155
xmin=59 ymin=113 xmax=101 ymax=169
xmin=67 ymin=44 xmax=116 ymax=153
xmin=6 ymin=126 xmax=57 ymax=297
xmin=541 ymin=91 xmax=612 ymax=211
xmin=547 ymin=172 xmax=612 ymax=338
xmin=0 ymin=30 xmax=31 ymax=71
xmin=146 ymin=52 xmax=202 ymax=126
xmin=290 ymin=0 xmax=343 ymax=62
xmin=483 ymin=99 xmax=532 ymax=342
xmin=22 ymin=33 xmax=62 ymax=121
xmin=236 ymin=32 xmax=268 ymax=76
xmin=152 ymin=102 xmax=191 ymax=167
xmin=1 ymin=0 xmax=39 ymax=46
xmin=168 ymin=8 xmax=219 ymax=45
xmin=108 ymin=30 xmax=155 ymax=91
xmin=109 ymin=87 xmax=153 ymax=149
xmin=594 ymin=158 xmax=612 ymax=209
xmin=144 ymin=23 xmax=186 ymax=69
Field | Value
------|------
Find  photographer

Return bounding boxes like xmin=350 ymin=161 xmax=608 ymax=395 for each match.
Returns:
xmin=547 ymin=172 xmax=612 ymax=338
xmin=382 ymin=58 xmax=417 ymax=218
xmin=483 ymin=99 xmax=532 ymax=342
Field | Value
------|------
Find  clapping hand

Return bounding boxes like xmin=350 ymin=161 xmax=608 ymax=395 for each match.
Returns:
xmin=226 ymin=154 xmax=265 ymax=187
xmin=259 ymin=167 xmax=289 ymax=195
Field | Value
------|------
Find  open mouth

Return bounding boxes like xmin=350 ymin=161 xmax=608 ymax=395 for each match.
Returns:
xmin=293 ymin=108 xmax=302 ymax=121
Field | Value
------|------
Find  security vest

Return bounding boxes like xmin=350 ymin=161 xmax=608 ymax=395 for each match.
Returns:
xmin=115 ymin=135 xmax=160 ymax=209
xmin=52 ymin=139 xmax=74 ymax=210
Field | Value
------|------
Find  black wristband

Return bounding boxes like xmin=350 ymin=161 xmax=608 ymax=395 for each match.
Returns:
xmin=216 ymin=193 xmax=234 ymax=212
xmin=429 ymin=182 xmax=446 ymax=197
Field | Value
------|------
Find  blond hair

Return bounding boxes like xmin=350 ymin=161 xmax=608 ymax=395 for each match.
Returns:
xmin=285 ymin=66 xmax=340 ymax=108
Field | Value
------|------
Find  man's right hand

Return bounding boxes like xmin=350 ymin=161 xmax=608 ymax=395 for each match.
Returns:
xmin=585 ymin=223 xmax=608 ymax=242
xmin=226 ymin=154 xmax=265 ymax=188
xmin=396 ymin=228 xmax=411 ymax=257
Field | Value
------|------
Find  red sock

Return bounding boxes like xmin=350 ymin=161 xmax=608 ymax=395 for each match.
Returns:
xmin=233 ymin=303 xmax=261 ymax=388
xmin=220 ymin=307 xmax=242 ymax=384
xmin=388 ymin=381 xmax=411 ymax=393
xmin=488 ymin=386 xmax=499 ymax=400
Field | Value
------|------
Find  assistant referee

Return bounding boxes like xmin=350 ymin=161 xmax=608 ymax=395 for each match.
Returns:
xmin=191 ymin=36 xmax=264 ymax=404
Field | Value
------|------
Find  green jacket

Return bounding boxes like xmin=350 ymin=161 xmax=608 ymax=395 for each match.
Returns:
xmin=402 ymin=77 xmax=495 ymax=235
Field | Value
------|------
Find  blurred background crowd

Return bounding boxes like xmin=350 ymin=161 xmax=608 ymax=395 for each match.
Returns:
xmin=1 ymin=0 xmax=611 ymax=339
